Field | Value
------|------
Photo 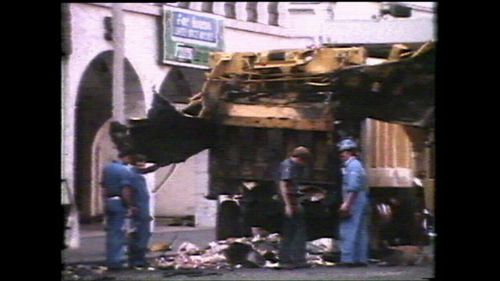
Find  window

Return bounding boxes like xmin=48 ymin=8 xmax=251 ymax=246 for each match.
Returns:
xmin=246 ymin=2 xmax=258 ymax=22
xmin=224 ymin=2 xmax=236 ymax=19
xmin=268 ymin=2 xmax=279 ymax=26
xmin=177 ymin=2 xmax=190 ymax=9
xmin=202 ymin=2 xmax=213 ymax=13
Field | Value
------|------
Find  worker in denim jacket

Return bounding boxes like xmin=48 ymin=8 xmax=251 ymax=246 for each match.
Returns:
xmin=337 ymin=139 xmax=370 ymax=267
xmin=101 ymin=150 xmax=135 ymax=270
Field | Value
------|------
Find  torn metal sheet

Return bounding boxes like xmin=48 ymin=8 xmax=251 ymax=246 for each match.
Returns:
xmin=330 ymin=42 xmax=435 ymax=127
xmin=123 ymin=94 xmax=217 ymax=167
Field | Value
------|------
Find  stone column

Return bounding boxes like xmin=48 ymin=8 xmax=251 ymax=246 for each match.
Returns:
xmin=235 ymin=2 xmax=247 ymax=21
xmin=213 ymin=2 xmax=226 ymax=16
xmin=112 ymin=3 xmax=125 ymax=123
xmin=257 ymin=2 xmax=270 ymax=25
xmin=190 ymin=2 xmax=203 ymax=12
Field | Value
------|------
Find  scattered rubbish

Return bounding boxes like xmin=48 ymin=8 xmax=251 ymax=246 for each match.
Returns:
xmin=150 ymin=242 xmax=172 ymax=252
xmin=150 ymin=234 xmax=392 ymax=272
xmin=306 ymin=238 xmax=336 ymax=254
xmin=377 ymin=245 xmax=433 ymax=266
xmin=178 ymin=241 xmax=203 ymax=255
xmin=267 ymin=233 xmax=281 ymax=243
xmin=310 ymin=260 xmax=336 ymax=267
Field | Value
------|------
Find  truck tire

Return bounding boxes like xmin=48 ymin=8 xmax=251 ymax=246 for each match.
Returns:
xmin=216 ymin=200 xmax=243 ymax=240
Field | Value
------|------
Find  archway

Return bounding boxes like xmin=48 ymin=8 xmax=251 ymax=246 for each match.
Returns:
xmin=74 ymin=50 xmax=145 ymax=222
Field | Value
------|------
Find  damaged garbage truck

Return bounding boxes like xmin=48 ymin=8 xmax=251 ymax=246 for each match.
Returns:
xmin=113 ymin=42 xmax=435 ymax=251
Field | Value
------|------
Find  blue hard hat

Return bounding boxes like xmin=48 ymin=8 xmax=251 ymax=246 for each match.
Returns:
xmin=338 ymin=138 xmax=358 ymax=151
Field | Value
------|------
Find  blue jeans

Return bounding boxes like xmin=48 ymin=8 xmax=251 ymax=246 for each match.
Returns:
xmin=339 ymin=205 xmax=370 ymax=264
xmin=105 ymin=198 xmax=127 ymax=268
xmin=128 ymin=213 xmax=152 ymax=266
xmin=279 ymin=211 xmax=307 ymax=265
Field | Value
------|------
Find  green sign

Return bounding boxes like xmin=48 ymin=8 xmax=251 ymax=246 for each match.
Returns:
xmin=162 ymin=7 xmax=225 ymax=69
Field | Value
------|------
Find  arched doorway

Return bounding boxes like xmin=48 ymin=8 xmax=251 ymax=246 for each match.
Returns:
xmin=75 ymin=50 xmax=145 ymax=222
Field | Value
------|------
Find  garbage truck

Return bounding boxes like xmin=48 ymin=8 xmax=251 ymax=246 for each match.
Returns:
xmin=113 ymin=41 xmax=435 ymax=250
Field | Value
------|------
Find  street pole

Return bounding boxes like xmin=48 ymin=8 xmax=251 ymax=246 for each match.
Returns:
xmin=112 ymin=3 xmax=125 ymax=124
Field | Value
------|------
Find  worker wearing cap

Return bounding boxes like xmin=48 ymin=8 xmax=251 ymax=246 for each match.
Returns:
xmin=276 ymin=146 xmax=312 ymax=269
xmin=337 ymin=139 xmax=370 ymax=267
xmin=101 ymin=150 xmax=136 ymax=270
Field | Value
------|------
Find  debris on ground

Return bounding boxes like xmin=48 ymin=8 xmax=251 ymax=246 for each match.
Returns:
xmin=150 ymin=234 xmax=351 ymax=271
xmin=304 ymin=237 xmax=341 ymax=265
xmin=150 ymin=242 xmax=172 ymax=252
xmin=69 ymin=234 xmax=412 ymax=278
xmin=177 ymin=241 xmax=203 ymax=255
xmin=377 ymin=245 xmax=433 ymax=266
xmin=306 ymin=238 xmax=337 ymax=254
xmin=62 ymin=265 xmax=115 ymax=281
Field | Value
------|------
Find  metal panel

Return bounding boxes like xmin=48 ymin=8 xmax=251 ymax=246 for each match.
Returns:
xmin=366 ymin=119 xmax=414 ymax=187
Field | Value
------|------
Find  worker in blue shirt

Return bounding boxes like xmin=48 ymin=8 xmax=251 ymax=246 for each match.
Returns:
xmin=275 ymin=146 xmax=312 ymax=269
xmin=127 ymin=154 xmax=159 ymax=268
xmin=337 ymin=139 xmax=370 ymax=267
xmin=101 ymin=150 xmax=136 ymax=270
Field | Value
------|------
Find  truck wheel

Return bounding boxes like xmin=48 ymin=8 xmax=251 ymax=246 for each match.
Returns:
xmin=216 ymin=200 xmax=243 ymax=240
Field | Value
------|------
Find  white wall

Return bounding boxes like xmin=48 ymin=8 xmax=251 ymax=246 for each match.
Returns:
xmin=154 ymin=157 xmax=198 ymax=217
xmin=225 ymin=27 xmax=313 ymax=52
xmin=333 ymin=2 xmax=381 ymax=21
xmin=64 ymin=4 xmax=111 ymax=201
xmin=285 ymin=2 xmax=436 ymax=44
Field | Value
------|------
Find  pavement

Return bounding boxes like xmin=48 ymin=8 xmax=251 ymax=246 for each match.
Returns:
xmin=62 ymin=223 xmax=435 ymax=280
xmin=63 ymin=223 xmax=216 ymax=264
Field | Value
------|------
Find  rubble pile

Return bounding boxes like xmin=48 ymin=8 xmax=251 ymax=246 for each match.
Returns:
xmin=152 ymin=234 xmax=341 ymax=270
xmin=154 ymin=240 xmax=228 ymax=270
